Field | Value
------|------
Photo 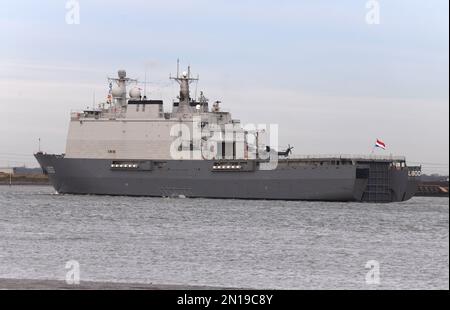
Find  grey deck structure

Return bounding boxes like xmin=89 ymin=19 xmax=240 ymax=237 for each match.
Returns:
xmin=35 ymin=153 xmax=420 ymax=202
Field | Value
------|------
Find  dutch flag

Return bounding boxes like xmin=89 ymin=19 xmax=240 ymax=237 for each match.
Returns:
xmin=375 ymin=139 xmax=386 ymax=150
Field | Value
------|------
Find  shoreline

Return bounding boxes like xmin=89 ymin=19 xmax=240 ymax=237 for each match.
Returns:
xmin=0 ymin=278 xmax=237 ymax=290
xmin=1 ymin=183 xmax=449 ymax=198
xmin=0 ymin=183 xmax=50 ymax=186
xmin=0 ymin=174 xmax=49 ymax=186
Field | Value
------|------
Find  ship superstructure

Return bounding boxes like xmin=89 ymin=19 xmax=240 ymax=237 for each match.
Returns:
xmin=65 ymin=67 xmax=244 ymax=161
xmin=35 ymin=65 xmax=421 ymax=202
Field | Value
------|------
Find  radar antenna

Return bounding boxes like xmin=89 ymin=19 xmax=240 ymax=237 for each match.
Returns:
xmin=169 ymin=61 xmax=199 ymax=116
xmin=108 ymin=70 xmax=137 ymax=107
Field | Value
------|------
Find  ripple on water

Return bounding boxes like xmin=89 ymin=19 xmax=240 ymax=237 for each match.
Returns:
xmin=0 ymin=185 xmax=448 ymax=289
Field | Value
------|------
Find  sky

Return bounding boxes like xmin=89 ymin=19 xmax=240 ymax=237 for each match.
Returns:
xmin=0 ymin=0 xmax=448 ymax=174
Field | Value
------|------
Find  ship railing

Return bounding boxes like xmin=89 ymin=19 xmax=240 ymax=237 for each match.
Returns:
xmin=70 ymin=109 xmax=114 ymax=120
xmin=288 ymin=154 xmax=407 ymax=161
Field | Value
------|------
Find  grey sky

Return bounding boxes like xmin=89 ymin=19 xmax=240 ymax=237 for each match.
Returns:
xmin=0 ymin=0 xmax=448 ymax=174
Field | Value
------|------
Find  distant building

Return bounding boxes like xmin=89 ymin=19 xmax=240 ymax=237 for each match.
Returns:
xmin=421 ymin=174 xmax=449 ymax=182
xmin=13 ymin=167 xmax=44 ymax=175
xmin=0 ymin=167 xmax=15 ymax=174
xmin=0 ymin=167 xmax=43 ymax=175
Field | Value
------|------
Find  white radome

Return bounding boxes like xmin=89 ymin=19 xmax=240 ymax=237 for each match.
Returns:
xmin=182 ymin=71 xmax=187 ymax=77
xmin=129 ymin=87 xmax=141 ymax=99
xmin=111 ymin=86 xmax=123 ymax=97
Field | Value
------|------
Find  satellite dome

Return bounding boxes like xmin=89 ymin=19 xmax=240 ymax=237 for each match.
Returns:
xmin=129 ymin=87 xmax=141 ymax=99
xmin=182 ymin=71 xmax=187 ymax=77
xmin=111 ymin=86 xmax=123 ymax=97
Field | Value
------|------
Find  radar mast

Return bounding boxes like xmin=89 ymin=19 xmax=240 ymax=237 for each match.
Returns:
xmin=170 ymin=59 xmax=199 ymax=116
xmin=108 ymin=70 xmax=137 ymax=107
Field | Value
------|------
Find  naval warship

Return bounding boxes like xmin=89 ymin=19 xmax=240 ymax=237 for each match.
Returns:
xmin=35 ymin=64 xmax=421 ymax=202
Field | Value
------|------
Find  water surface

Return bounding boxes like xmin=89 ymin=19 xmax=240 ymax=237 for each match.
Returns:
xmin=0 ymin=186 xmax=448 ymax=289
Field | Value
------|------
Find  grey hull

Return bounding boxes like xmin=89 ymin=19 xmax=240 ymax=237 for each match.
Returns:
xmin=35 ymin=153 xmax=419 ymax=202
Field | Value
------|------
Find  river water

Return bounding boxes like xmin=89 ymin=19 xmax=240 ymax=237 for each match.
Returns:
xmin=0 ymin=185 xmax=448 ymax=289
